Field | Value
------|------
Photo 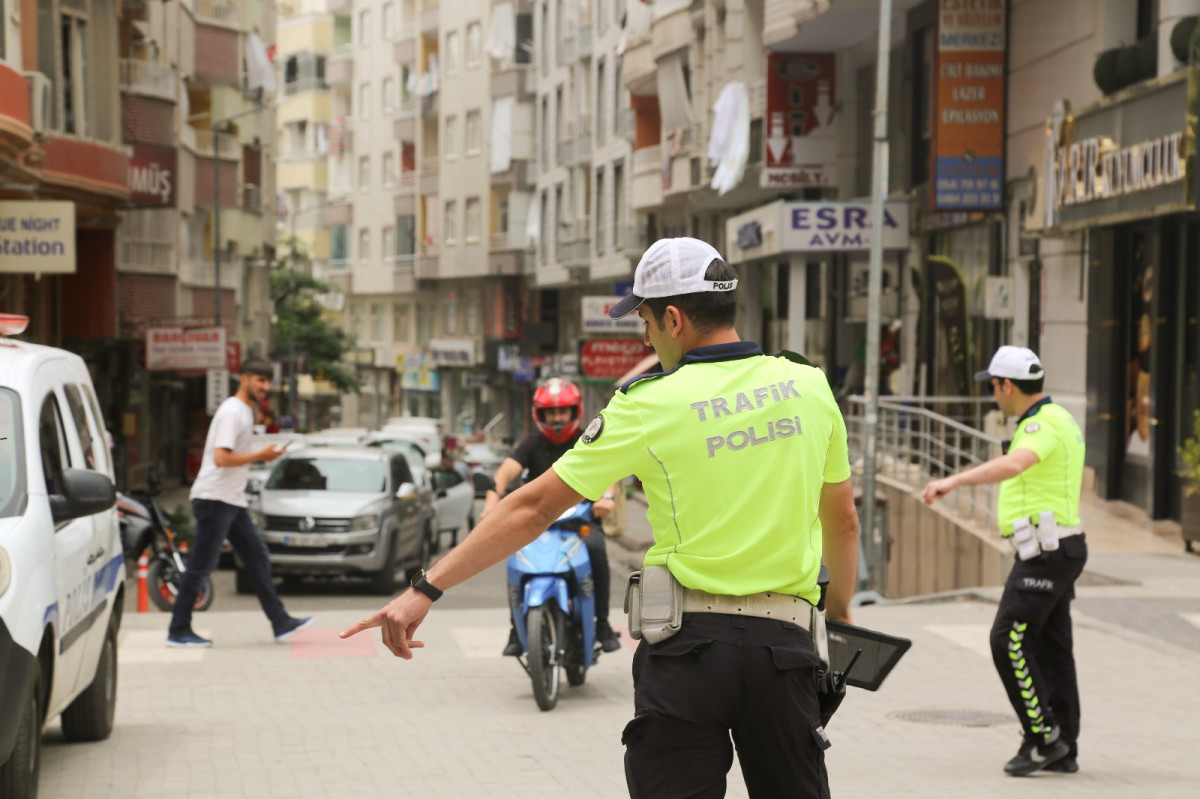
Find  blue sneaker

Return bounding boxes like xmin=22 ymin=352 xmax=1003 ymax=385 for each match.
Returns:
xmin=274 ymin=616 xmax=314 ymax=642
xmin=166 ymin=631 xmax=213 ymax=648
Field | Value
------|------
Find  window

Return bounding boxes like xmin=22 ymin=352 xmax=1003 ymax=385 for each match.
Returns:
xmin=359 ymin=227 xmax=370 ymax=261
xmin=555 ymin=87 xmax=563 ymax=149
xmin=446 ymin=31 xmax=460 ymax=72
xmin=445 ymin=200 xmax=458 ymax=244
xmin=384 ymin=3 xmax=396 ymax=38
xmin=466 ymin=22 xmax=482 ymax=67
xmin=63 ymin=384 xmax=102 ymax=473
xmin=614 ymin=59 xmax=623 ymax=132
xmin=370 ymin=304 xmax=383 ymax=342
xmin=445 ymin=290 xmax=458 ymax=334
xmin=360 ymin=10 xmax=371 ymax=45
xmin=383 ymin=152 xmax=395 ymax=186
xmin=38 ymin=394 xmax=70 ymax=496
xmin=613 ymin=160 xmax=625 ymax=249
xmin=596 ymin=60 xmax=605 ymax=142
xmin=383 ymin=77 xmax=395 ymax=114
xmin=465 ymin=197 xmax=481 ymax=241
xmin=595 ymin=168 xmax=605 ymax=255
xmin=540 ymin=2 xmax=549 ymax=74
xmin=383 ymin=226 xmax=395 ymax=260
xmin=331 ymin=224 xmax=349 ymax=260
xmin=416 ymin=303 xmax=433 ymax=344
xmin=540 ymin=98 xmax=549 ymax=169
xmin=397 ymin=214 xmax=416 ymax=254
xmin=445 ymin=115 xmax=458 ymax=159
xmin=60 ymin=11 xmax=89 ymax=136
xmin=359 ymin=156 xmax=370 ymax=191
xmin=351 ymin=304 xmax=364 ymax=337
xmin=465 ymin=110 xmax=481 ymax=154
xmin=498 ymin=194 xmax=509 ymax=233
xmin=394 ymin=303 xmax=410 ymax=343
xmin=465 ymin=291 xmax=482 ymax=336
xmin=359 ymin=82 xmax=371 ymax=117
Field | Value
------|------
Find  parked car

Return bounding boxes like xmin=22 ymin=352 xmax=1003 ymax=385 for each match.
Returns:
xmin=378 ymin=417 xmax=442 ymax=460
xmin=245 ymin=447 xmax=434 ymax=594
xmin=305 ymin=427 xmax=370 ymax=448
xmin=460 ymin=442 xmax=507 ymax=484
xmin=246 ymin=432 xmax=307 ymax=496
xmin=0 ymin=314 xmax=123 ymax=799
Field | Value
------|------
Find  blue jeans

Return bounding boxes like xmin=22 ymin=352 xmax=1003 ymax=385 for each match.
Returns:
xmin=169 ymin=498 xmax=291 ymax=636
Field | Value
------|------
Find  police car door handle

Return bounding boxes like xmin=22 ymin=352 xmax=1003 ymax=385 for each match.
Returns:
xmin=87 ymin=547 xmax=105 ymax=565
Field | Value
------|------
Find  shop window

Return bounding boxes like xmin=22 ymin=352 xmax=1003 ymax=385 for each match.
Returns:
xmin=393 ymin=303 xmax=410 ymax=343
xmin=60 ymin=11 xmax=89 ymax=136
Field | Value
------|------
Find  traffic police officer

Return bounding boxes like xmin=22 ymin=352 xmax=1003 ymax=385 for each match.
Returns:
xmin=922 ymin=346 xmax=1087 ymax=777
xmin=342 ymin=237 xmax=860 ymax=799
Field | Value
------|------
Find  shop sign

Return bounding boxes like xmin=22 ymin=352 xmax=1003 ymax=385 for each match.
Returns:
xmin=780 ymin=201 xmax=910 ymax=252
xmin=428 ymin=338 xmax=479 ymax=366
xmin=206 ymin=369 xmax=230 ymax=414
xmin=128 ymin=143 xmax=176 ymax=207
xmin=0 ymin=201 xmax=75 ymax=275
xmin=932 ymin=0 xmax=1006 ymax=211
xmin=226 ymin=342 xmax=241 ymax=373
xmin=513 ymin=358 xmax=535 ymax=383
xmin=397 ymin=352 xmax=441 ymax=392
xmin=579 ymin=339 xmax=653 ymax=383
xmin=582 ymin=297 xmax=643 ymax=334
xmin=1041 ymin=70 xmax=1196 ymax=232
xmin=762 ymin=53 xmax=838 ymax=188
xmin=496 ymin=343 xmax=520 ymax=371
xmin=146 ymin=326 xmax=227 ymax=371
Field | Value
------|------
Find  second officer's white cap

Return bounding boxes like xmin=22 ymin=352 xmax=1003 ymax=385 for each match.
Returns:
xmin=974 ymin=346 xmax=1045 ymax=382
xmin=607 ymin=237 xmax=738 ymax=319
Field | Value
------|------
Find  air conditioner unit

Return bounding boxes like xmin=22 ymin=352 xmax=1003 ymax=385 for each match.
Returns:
xmin=24 ymin=71 xmax=52 ymax=133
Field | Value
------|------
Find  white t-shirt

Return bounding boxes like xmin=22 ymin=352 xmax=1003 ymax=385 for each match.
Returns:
xmin=190 ymin=396 xmax=255 ymax=507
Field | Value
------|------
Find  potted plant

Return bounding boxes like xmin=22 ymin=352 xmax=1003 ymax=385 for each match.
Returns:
xmin=1176 ymin=410 xmax=1200 ymax=552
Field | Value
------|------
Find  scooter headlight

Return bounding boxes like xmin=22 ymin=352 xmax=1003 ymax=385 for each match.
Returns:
xmin=515 ymin=551 xmax=535 ymax=569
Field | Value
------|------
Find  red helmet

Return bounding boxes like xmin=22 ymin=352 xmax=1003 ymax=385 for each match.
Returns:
xmin=532 ymin=378 xmax=583 ymax=444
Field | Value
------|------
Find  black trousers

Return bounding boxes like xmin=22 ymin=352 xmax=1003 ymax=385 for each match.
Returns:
xmin=989 ymin=534 xmax=1088 ymax=756
xmin=583 ymin=529 xmax=611 ymax=621
xmin=623 ymin=614 xmax=830 ymax=799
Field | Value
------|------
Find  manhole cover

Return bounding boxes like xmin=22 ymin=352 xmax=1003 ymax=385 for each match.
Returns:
xmin=889 ymin=709 xmax=1013 ymax=727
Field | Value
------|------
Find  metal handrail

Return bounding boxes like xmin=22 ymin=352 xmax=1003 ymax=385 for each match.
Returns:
xmin=845 ymin=396 xmax=1003 ymax=531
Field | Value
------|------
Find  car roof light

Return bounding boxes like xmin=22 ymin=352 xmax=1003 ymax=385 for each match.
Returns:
xmin=0 ymin=314 xmax=30 ymax=337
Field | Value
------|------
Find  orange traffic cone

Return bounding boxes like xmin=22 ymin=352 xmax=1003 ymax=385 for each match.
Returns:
xmin=137 ymin=552 xmax=149 ymax=613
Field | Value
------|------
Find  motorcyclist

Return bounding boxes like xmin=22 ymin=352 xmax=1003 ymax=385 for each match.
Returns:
xmin=483 ymin=378 xmax=622 ymax=655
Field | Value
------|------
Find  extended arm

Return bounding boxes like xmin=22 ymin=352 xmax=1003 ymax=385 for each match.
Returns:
xmin=213 ymin=445 xmax=282 ymax=468
xmin=921 ymin=448 xmax=1039 ymax=504
xmin=482 ymin=456 xmax=525 ymax=516
xmin=818 ymin=478 xmax=859 ymax=624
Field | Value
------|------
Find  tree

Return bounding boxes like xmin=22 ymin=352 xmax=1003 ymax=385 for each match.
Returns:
xmin=271 ymin=231 xmax=360 ymax=393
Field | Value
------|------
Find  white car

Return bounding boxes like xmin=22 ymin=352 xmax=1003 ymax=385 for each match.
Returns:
xmin=378 ymin=417 xmax=442 ymax=460
xmin=364 ymin=436 xmax=471 ymax=548
xmin=0 ymin=315 xmax=123 ymax=799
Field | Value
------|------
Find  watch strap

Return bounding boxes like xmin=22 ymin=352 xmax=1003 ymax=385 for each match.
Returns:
xmin=410 ymin=571 xmax=443 ymax=601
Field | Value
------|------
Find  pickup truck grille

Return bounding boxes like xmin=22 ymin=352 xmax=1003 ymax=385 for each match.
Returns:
xmin=264 ymin=515 xmax=352 ymax=533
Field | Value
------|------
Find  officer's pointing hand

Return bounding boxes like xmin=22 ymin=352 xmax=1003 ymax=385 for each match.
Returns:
xmin=340 ymin=590 xmax=431 ymax=659
xmin=921 ymin=478 xmax=954 ymax=505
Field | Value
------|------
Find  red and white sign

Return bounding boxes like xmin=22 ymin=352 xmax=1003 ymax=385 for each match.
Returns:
xmin=226 ymin=341 xmax=241 ymax=373
xmin=581 ymin=296 xmax=643 ymax=334
xmin=762 ymin=53 xmax=838 ymax=189
xmin=127 ymin=143 xmax=176 ymax=207
xmin=579 ymin=339 xmax=652 ymax=382
xmin=145 ymin=326 xmax=227 ymax=371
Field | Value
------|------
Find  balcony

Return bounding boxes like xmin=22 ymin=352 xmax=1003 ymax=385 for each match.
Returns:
xmin=118 ymin=236 xmax=176 ymax=275
xmin=283 ymin=77 xmax=330 ymax=96
xmin=182 ymin=126 xmax=239 ymax=160
xmin=326 ymin=48 xmax=354 ymax=86
xmin=577 ymin=24 xmax=593 ymax=58
xmin=632 ymin=144 xmax=663 ymax=211
xmin=119 ymin=59 xmax=176 ymax=101
xmin=328 ymin=257 xmax=353 ymax=272
xmin=328 ymin=0 xmax=353 ymax=16
xmin=180 ymin=259 xmax=215 ymax=287
xmin=416 ymin=246 xmax=439 ymax=279
xmin=394 ymin=35 xmax=417 ymax=65
xmin=0 ymin=62 xmax=33 ymax=164
xmin=240 ymin=183 xmax=263 ymax=213
xmin=393 ymin=99 xmax=417 ymax=143
xmin=558 ymin=36 xmax=575 ymax=65
xmin=420 ymin=0 xmax=439 ymax=33
xmin=391 ymin=255 xmax=417 ymax=292
xmin=192 ymin=0 xmax=240 ymax=28
xmin=557 ymin=220 xmax=591 ymax=267
xmin=323 ymin=197 xmax=353 ymax=226
xmin=490 ymin=63 xmax=534 ymax=100
xmin=617 ymin=108 xmax=635 ymax=139
xmin=418 ymin=157 xmax=439 ymax=195
xmin=277 ymin=157 xmax=328 ymax=190
xmin=394 ymin=191 xmax=417 ymax=217
xmin=490 ymin=158 xmax=531 ymax=189
xmin=748 ymin=77 xmax=766 ymax=120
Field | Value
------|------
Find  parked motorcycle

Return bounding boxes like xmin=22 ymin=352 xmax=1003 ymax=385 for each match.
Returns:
xmin=507 ymin=499 xmax=603 ymax=711
xmin=118 ymin=468 xmax=213 ymax=613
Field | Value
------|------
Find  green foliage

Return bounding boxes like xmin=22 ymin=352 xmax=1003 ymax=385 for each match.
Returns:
xmin=170 ymin=504 xmax=194 ymax=543
xmin=1178 ymin=410 xmax=1200 ymax=495
xmin=273 ymin=229 xmax=361 ymax=394
xmin=1170 ymin=16 xmax=1200 ymax=63
xmin=1094 ymin=33 xmax=1158 ymax=95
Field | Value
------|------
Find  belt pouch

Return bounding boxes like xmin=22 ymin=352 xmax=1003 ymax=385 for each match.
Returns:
xmin=626 ymin=565 xmax=683 ymax=644
xmin=810 ymin=607 xmax=830 ymax=676
xmin=1035 ymin=510 xmax=1059 ymax=551
xmin=1010 ymin=517 xmax=1041 ymax=561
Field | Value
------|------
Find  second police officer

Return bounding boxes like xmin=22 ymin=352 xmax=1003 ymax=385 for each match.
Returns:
xmin=343 ymin=237 xmax=861 ymax=798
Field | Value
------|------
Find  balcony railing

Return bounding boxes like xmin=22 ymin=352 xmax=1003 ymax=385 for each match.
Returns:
xmin=119 ymin=59 xmax=176 ymax=101
xmin=329 ymin=257 xmax=352 ymax=271
xmin=240 ymin=183 xmax=262 ymax=213
xmin=182 ymin=126 xmax=240 ymax=159
xmin=191 ymin=0 xmax=239 ymax=28
xmin=748 ymin=77 xmax=766 ymax=120
xmin=118 ymin=237 xmax=175 ymax=274
xmin=180 ymin=259 xmax=215 ymax=286
xmin=617 ymin=108 xmax=635 ymax=139
xmin=284 ymin=77 xmax=330 ymax=96
xmin=577 ymin=24 xmax=592 ymax=56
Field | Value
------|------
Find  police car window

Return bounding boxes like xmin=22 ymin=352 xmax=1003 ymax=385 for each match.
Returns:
xmin=82 ymin=383 xmax=110 ymax=474
xmin=63 ymin=384 xmax=100 ymax=472
xmin=0 ymin=389 xmax=27 ymax=518
xmin=38 ymin=393 xmax=71 ymax=496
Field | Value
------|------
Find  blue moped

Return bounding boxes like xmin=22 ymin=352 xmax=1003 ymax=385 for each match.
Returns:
xmin=506 ymin=500 xmax=601 ymax=711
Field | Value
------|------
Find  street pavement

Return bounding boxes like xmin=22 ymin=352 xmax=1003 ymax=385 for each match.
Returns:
xmin=37 ymin=491 xmax=1200 ymax=797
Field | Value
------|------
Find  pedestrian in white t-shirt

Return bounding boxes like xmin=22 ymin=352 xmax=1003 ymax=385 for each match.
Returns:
xmin=167 ymin=358 xmax=313 ymax=647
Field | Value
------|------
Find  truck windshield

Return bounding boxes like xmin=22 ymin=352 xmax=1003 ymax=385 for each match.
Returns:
xmin=0 ymin=388 xmax=26 ymax=518
xmin=265 ymin=457 xmax=388 ymax=493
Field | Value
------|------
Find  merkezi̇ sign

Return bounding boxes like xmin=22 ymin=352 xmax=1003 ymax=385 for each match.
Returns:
xmin=0 ymin=201 xmax=76 ymax=274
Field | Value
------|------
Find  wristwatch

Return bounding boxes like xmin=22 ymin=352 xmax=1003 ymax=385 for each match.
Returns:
xmin=409 ymin=569 xmax=443 ymax=602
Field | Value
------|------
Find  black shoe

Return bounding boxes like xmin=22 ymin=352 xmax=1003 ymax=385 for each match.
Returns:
xmin=1004 ymin=735 xmax=1069 ymax=776
xmin=596 ymin=619 xmax=622 ymax=653
xmin=502 ymin=628 xmax=521 ymax=657
xmin=1044 ymin=757 xmax=1078 ymax=774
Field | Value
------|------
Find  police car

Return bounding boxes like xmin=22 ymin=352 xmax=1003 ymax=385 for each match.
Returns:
xmin=0 ymin=314 xmax=124 ymax=799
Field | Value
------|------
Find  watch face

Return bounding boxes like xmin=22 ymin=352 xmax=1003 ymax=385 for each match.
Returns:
xmin=409 ymin=568 xmax=425 ymax=587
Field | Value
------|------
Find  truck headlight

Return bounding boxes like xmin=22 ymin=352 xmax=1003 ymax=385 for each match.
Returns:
xmin=349 ymin=514 xmax=380 ymax=532
xmin=250 ymin=509 xmax=267 ymax=529
xmin=0 ymin=546 xmax=11 ymax=598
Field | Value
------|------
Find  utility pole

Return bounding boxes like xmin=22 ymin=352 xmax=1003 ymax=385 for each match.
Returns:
xmin=860 ymin=0 xmax=893 ymax=587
